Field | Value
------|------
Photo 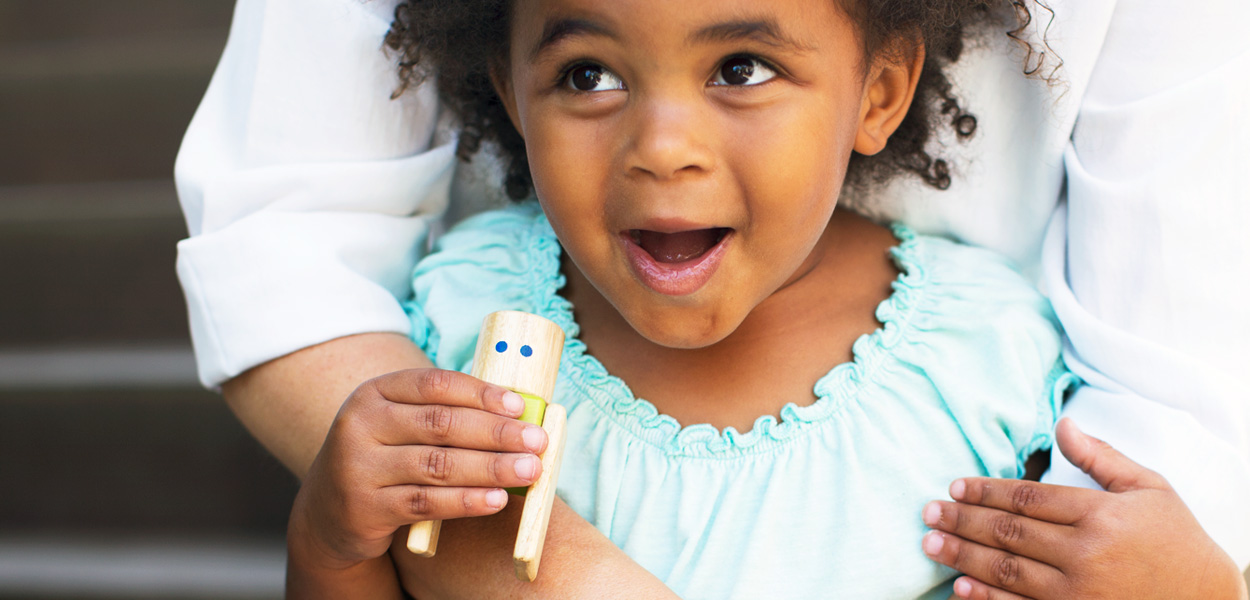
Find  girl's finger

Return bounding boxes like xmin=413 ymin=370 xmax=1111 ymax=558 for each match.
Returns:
xmin=374 ymin=484 xmax=512 ymax=523
xmin=950 ymin=576 xmax=1032 ymax=600
xmin=923 ymin=501 xmax=1072 ymax=568
xmin=922 ymin=531 xmax=1064 ymax=600
xmin=371 ymin=368 xmax=526 ymax=418
xmin=949 ymin=477 xmax=1095 ymax=525
xmin=377 ymin=445 xmax=542 ymax=489
xmin=370 ymin=402 xmax=547 ymax=454
xmin=1054 ymin=418 xmax=1170 ymax=493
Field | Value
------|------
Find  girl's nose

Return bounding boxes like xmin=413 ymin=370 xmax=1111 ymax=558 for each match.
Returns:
xmin=623 ymin=96 xmax=715 ymax=181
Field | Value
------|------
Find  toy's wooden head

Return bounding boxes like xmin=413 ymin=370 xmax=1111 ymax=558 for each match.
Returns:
xmin=470 ymin=310 xmax=565 ymax=402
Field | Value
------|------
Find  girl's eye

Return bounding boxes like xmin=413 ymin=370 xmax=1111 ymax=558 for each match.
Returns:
xmin=710 ymin=56 xmax=777 ymax=86
xmin=565 ymin=64 xmax=625 ymax=92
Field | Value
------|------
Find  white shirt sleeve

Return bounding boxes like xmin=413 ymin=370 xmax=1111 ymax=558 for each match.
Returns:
xmin=174 ymin=0 xmax=456 ymax=388
xmin=1039 ymin=0 xmax=1250 ymax=568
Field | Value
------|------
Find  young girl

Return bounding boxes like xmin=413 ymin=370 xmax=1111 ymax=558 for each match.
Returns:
xmin=282 ymin=0 xmax=1241 ymax=598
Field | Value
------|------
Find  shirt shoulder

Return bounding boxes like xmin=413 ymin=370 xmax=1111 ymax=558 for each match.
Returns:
xmin=889 ymin=228 xmax=1078 ymax=476
xmin=403 ymin=202 xmax=559 ymax=370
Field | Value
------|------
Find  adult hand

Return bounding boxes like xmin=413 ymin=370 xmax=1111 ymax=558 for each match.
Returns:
xmin=922 ymin=418 xmax=1248 ymax=600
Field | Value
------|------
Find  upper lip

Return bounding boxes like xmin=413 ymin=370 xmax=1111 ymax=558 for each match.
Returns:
xmin=623 ymin=217 xmax=727 ymax=236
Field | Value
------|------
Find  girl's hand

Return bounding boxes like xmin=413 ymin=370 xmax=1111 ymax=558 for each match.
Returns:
xmin=287 ymin=368 xmax=549 ymax=571
xmin=922 ymin=418 xmax=1248 ymax=600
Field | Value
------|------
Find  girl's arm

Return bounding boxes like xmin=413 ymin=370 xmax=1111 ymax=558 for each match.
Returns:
xmin=286 ymin=554 xmax=403 ymax=600
xmin=227 ymin=332 xmax=677 ymax=598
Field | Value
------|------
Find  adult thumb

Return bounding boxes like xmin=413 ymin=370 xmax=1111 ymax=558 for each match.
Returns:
xmin=1055 ymin=418 xmax=1169 ymax=493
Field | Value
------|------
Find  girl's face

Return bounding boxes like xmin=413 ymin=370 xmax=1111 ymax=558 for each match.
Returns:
xmin=497 ymin=0 xmax=916 ymax=348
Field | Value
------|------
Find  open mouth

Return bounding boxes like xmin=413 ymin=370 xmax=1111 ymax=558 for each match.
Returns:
xmin=621 ymin=227 xmax=734 ymax=296
xmin=629 ymin=227 xmax=732 ymax=263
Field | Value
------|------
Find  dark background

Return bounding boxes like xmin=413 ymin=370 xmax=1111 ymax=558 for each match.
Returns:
xmin=1 ymin=2 xmax=294 ymax=598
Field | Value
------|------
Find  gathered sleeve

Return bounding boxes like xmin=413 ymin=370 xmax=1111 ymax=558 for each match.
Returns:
xmin=403 ymin=204 xmax=551 ymax=372
xmin=885 ymin=235 xmax=1077 ymax=480
xmin=174 ymin=0 xmax=454 ymax=389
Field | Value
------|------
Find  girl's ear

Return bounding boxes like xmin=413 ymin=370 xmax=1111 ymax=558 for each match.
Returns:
xmin=854 ymin=37 xmax=924 ymax=156
xmin=490 ymin=62 xmax=525 ymax=139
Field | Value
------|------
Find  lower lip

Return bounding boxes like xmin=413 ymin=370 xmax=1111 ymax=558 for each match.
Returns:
xmin=620 ymin=231 xmax=732 ymax=296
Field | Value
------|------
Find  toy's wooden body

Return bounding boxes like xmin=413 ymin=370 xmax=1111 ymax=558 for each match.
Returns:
xmin=406 ymin=310 xmax=567 ymax=582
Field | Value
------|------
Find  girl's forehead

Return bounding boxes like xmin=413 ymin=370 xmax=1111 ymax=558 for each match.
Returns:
xmin=510 ymin=0 xmax=851 ymax=52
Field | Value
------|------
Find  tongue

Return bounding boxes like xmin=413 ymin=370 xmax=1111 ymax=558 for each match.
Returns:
xmin=636 ymin=229 xmax=722 ymax=263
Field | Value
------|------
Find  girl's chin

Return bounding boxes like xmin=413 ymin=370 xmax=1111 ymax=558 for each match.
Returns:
xmin=620 ymin=307 xmax=743 ymax=350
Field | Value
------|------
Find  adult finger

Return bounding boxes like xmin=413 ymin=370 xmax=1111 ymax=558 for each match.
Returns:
xmin=377 ymin=445 xmax=542 ymax=489
xmin=371 ymin=368 xmax=526 ymax=418
xmin=370 ymin=402 xmax=548 ymax=454
xmin=949 ymin=576 xmax=1032 ymax=600
xmin=923 ymin=500 xmax=1072 ymax=567
xmin=922 ymin=531 xmax=1064 ymax=600
xmin=374 ymin=484 xmax=512 ymax=523
xmin=949 ymin=477 xmax=1096 ymax=525
xmin=1054 ymin=418 xmax=1170 ymax=493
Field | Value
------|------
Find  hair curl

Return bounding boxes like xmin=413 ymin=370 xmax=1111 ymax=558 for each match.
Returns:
xmin=386 ymin=0 xmax=1056 ymax=199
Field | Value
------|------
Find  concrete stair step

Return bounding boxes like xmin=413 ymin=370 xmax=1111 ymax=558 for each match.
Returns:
xmin=0 ymin=387 xmax=296 ymax=536
xmin=0 ymin=1 xmax=232 ymax=185
xmin=0 ymin=180 xmax=191 ymax=346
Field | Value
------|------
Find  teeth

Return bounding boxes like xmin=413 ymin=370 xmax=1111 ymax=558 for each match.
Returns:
xmin=630 ymin=229 xmax=643 ymax=245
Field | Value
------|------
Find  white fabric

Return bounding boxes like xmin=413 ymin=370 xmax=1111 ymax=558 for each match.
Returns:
xmin=174 ymin=0 xmax=454 ymax=387
xmin=174 ymin=0 xmax=1250 ymax=567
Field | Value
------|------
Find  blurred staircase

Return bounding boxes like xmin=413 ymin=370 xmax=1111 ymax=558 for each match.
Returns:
xmin=0 ymin=2 xmax=294 ymax=598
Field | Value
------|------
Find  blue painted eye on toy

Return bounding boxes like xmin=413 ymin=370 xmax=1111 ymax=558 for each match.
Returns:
xmin=493 ymin=340 xmax=535 ymax=356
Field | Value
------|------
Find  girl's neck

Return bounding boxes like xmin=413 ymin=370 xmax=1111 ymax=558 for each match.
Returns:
xmin=561 ymin=209 xmax=899 ymax=433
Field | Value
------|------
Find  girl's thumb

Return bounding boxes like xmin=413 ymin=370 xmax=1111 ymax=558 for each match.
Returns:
xmin=1055 ymin=418 xmax=1168 ymax=493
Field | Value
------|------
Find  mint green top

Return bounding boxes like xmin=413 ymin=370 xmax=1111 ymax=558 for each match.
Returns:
xmin=404 ymin=203 xmax=1077 ymax=599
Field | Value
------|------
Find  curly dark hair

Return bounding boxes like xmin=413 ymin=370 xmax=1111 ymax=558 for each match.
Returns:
xmin=385 ymin=0 xmax=1056 ymax=199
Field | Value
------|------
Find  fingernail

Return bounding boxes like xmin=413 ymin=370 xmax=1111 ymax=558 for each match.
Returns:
xmin=522 ymin=426 xmax=546 ymax=453
xmin=514 ymin=455 xmax=538 ymax=480
xmin=953 ymin=577 xmax=972 ymax=597
xmin=922 ymin=502 xmax=940 ymax=526
xmin=950 ymin=479 xmax=966 ymax=500
xmin=502 ymin=391 xmax=524 ymax=415
xmin=922 ymin=531 xmax=944 ymax=556
xmin=486 ymin=489 xmax=507 ymax=509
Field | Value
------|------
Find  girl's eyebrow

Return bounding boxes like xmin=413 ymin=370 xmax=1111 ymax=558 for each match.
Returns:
xmin=531 ymin=18 xmax=615 ymax=59
xmin=690 ymin=19 xmax=814 ymax=53
xmin=530 ymin=16 xmax=813 ymax=60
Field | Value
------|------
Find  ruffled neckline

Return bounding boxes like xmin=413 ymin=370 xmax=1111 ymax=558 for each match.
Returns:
xmin=516 ymin=205 xmax=930 ymax=458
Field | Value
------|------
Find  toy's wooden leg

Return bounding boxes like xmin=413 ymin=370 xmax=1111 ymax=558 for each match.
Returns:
xmin=513 ymin=403 xmax=568 ymax=582
xmin=407 ymin=519 xmax=441 ymax=557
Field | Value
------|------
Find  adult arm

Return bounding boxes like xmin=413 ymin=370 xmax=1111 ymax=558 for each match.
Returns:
xmin=1040 ymin=0 xmax=1250 ymax=570
xmin=391 ymin=498 xmax=675 ymax=600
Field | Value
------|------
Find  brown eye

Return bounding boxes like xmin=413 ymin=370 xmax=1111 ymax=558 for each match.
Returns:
xmin=565 ymin=64 xmax=624 ymax=92
xmin=721 ymin=57 xmax=754 ymax=85
xmin=711 ymin=56 xmax=777 ymax=86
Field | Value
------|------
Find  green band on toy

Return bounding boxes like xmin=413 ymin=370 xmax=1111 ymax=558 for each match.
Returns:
xmin=517 ymin=393 xmax=547 ymax=427
xmin=507 ymin=393 xmax=547 ymax=496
